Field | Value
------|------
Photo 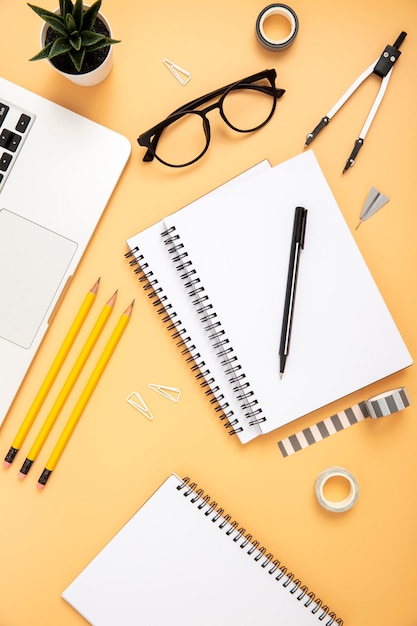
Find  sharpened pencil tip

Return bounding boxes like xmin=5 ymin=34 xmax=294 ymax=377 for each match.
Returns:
xmin=124 ymin=300 xmax=135 ymax=316
xmin=90 ymin=277 xmax=101 ymax=295
xmin=107 ymin=290 xmax=118 ymax=307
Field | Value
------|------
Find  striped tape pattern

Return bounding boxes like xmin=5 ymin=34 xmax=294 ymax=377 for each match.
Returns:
xmin=278 ymin=387 xmax=410 ymax=457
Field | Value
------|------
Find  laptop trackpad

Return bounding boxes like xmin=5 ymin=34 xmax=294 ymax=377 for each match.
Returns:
xmin=0 ymin=209 xmax=77 ymax=349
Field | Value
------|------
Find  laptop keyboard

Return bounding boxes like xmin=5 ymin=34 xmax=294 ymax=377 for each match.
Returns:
xmin=0 ymin=99 xmax=35 ymax=192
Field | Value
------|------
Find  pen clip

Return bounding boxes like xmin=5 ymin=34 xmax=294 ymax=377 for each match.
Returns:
xmin=296 ymin=206 xmax=307 ymax=248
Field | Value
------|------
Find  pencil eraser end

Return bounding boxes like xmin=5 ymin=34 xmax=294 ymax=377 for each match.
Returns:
xmin=37 ymin=482 xmax=45 ymax=491
xmin=3 ymin=461 xmax=11 ymax=469
xmin=18 ymin=472 xmax=26 ymax=480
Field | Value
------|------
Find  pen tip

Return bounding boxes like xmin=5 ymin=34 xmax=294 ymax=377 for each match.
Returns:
xmin=279 ymin=372 xmax=284 ymax=379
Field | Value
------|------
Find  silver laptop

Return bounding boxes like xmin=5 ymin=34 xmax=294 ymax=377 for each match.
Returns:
xmin=0 ymin=76 xmax=131 ymax=426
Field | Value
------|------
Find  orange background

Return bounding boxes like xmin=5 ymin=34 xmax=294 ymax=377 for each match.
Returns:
xmin=1 ymin=1 xmax=416 ymax=624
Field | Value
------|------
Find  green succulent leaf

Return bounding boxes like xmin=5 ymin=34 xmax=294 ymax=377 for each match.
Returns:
xmin=69 ymin=34 xmax=82 ymax=51
xmin=86 ymin=36 xmax=120 ymax=52
xmin=72 ymin=0 xmax=84 ymax=28
xmin=28 ymin=4 xmax=68 ymax=35
xmin=59 ymin=0 xmax=74 ymax=16
xmin=65 ymin=13 xmax=77 ymax=32
xmin=69 ymin=46 xmax=85 ymax=72
xmin=82 ymin=0 xmax=102 ymax=31
xmin=28 ymin=41 xmax=54 ymax=61
xmin=80 ymin=31 xmax=106 ymax=46
xmin=28 ymin=3 xmax=61 ymax=20
xmin=49 ymin=37 xmax=73 ymax=58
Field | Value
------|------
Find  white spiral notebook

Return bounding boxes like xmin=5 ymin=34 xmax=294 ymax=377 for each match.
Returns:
xmin=126 ymin=151 xmax=412 ymax=443
xmin=63 ymin=473 xmax=343 ymax=625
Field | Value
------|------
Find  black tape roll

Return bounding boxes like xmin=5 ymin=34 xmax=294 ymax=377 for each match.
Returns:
xmin=256 ymin=4 xmax=299 ymax=51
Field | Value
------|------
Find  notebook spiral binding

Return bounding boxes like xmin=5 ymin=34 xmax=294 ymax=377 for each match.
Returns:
xmin=125 ymin=227 xmax=266 ymax=436
xmin=161 ymin=225 xmax=266 ymax=431
xmin=178 ymin=477 xmax=343 ymax=626
xmin=125 ymin=244 xmax=239 ymax=434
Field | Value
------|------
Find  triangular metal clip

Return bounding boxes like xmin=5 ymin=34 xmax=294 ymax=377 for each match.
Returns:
xmin=126 ymin=392 xmax=154 ymax=420
xmin=356 ymin=187 xmax=390 ymax=229
xmin=163 ymin=59 xmax=191 ymax=86
xmin=148 ymin=384 xmax=181 ymax=403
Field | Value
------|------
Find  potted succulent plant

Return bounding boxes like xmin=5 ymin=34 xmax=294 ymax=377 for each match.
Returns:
xmin=28 ymin=0 xmax=120 ymax=86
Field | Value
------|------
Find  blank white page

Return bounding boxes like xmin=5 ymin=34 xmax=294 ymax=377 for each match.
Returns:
xmin=126 ymin=162 xmax=270 ymax=443
xmin=63 ymin=474 xmax=334 ymax=625
xmin=162 ymin=151 xmax=412 ymax=438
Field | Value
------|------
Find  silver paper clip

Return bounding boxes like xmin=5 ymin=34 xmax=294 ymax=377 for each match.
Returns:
xmin=163 ymin=58 xmax=191 ymax=86
xmin=148 ymin=384 xmax=181 ymax=403
xmin=126 ymin=392 xmax=154 ymax=420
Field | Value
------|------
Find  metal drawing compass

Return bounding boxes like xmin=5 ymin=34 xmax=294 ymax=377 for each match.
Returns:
xmin=305 ymin=32 xmax=407 ymax=172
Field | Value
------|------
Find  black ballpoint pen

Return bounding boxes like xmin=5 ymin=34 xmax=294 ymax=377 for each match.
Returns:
xmin=279 ymin=206 xmax=308 ymax=377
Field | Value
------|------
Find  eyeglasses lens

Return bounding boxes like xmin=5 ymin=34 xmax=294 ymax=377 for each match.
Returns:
xmin=155 ymin=113 xmax=208 ymax=167
xmin=221 ymin=84 xmax=275 ymax=132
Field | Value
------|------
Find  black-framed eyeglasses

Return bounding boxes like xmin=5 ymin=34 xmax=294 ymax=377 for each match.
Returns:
xmin=137 ymin=68 xmax=285 ymax=168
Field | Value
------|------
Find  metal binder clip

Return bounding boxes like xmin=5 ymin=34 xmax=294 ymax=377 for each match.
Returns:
xmin=355 ymin=187 xmax=390 ymax=229
xmin=305 ymin=31 xmax=407 ymax=172
xmin=163 ymin=59 xmax=191 ymax=86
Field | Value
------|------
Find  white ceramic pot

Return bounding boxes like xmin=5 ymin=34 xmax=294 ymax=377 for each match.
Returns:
xmin=40 ymin=8 xmax=113 ymax=87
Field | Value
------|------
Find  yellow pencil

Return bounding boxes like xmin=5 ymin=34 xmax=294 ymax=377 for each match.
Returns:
xmin=18 ymin=290 xmax=118 ymax=478
xmin=3 ymin=278 xmax=100 ymax=468
xmin=37 ymin=300 xmax=134 ymax=490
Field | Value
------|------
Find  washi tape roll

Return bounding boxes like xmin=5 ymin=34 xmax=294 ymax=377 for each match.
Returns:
xmin=256 ymin=4 xmax=299 ymax=51
xmin=366 ymin=387 xmax=410 ymax=418
xmin=315 ymin=466 xmax=359 ymax=513
xmin=278 ymin=387 xmax=411 ymax=457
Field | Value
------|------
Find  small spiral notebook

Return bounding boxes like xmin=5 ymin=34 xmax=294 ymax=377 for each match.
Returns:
xmin=125 ymin=151 xmax=412 ymax=443
xmin=62 ymin=473 xmax=343 ymax=625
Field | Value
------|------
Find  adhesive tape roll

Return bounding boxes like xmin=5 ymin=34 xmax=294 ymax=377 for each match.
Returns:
xmin=365 ymin=387 xmax=410 ymax=419
xmin=315 ymin=466 xmax=359 ymax=513
xmin=278 ymin=386 xmax=411 ymax=457
xmin=256 ymin=4 xmax=299 ymax=51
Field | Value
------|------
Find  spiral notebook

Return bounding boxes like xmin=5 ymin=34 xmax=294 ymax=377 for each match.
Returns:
xmin=62 ymin=473 xmax=343 ymax=625
xmin=126 ymin=151 xmax=412 ymax=444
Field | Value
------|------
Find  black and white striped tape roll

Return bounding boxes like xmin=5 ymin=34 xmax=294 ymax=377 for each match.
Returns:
xmin=278 ymin=387 xmax=411 ymax=458
xmin=256 ymin=4 xmax=299 ymax=51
